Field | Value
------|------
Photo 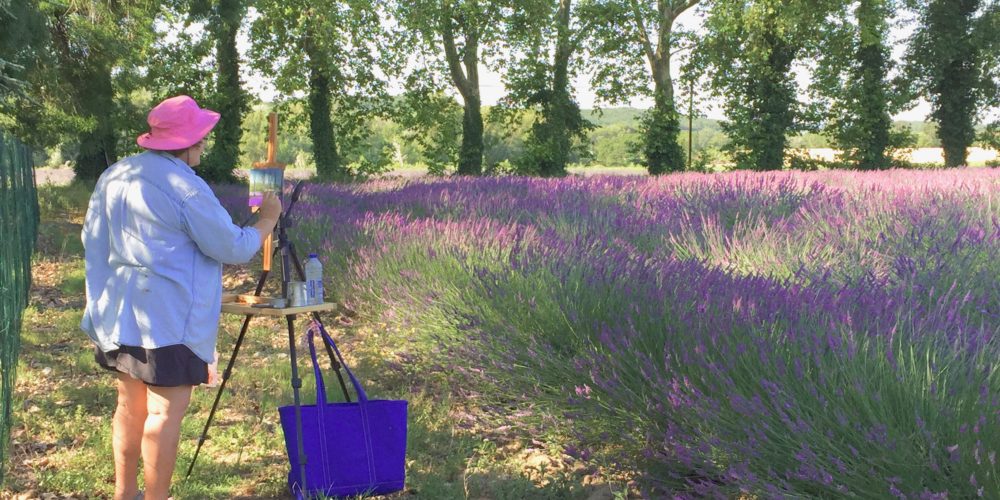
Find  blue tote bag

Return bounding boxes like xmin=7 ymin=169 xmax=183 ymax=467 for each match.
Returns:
xmin=279 ymin=321 xmax=408 ymax=498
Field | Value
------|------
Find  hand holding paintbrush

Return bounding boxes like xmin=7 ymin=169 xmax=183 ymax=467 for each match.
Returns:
xmin=252 ymin=192 xmax=281 ymax=239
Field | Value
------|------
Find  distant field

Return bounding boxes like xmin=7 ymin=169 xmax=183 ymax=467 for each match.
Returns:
xmin=801 ymin=146 xmax=998 ymax=165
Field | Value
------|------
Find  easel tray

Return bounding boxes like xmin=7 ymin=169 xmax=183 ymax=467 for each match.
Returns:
xmin=221 ymin=293 xmax=337 ymax=317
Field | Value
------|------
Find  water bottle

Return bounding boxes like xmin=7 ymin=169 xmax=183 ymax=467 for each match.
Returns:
xmin=304 ymin=253 xmax=324 ymax=305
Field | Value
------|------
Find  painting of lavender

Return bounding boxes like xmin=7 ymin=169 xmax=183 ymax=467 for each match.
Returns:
xmin=248 ymin=167 xmax=284 ymax=207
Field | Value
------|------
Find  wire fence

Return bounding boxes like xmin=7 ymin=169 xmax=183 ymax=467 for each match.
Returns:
xmin=0 ymin=129 xmax=38 ymax=484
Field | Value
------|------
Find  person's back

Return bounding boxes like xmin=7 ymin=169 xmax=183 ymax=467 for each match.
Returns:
xmin=82 ymin=150 xmax=260 ymax=363
xmin=80 ymin=95 xmax=282 ymax=500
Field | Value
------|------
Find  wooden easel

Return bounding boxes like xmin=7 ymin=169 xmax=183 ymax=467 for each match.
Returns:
xmin=189 ymin=118 xmax=352 ymax=489
xmin=252 ymin=113 xmax=287 ymax=271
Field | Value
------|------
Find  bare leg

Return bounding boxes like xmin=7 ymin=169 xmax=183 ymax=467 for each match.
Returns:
xmin=142 ymin=384 xmax=193 ymax=500
xmin=113 ymin=373 xmax=147 ymax=500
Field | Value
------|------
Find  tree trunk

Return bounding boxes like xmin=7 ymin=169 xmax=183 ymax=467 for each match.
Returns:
xmin=652 ymin=2 xmax=674 ymax=105
xmin=929 ymin=0 xmax=979 ymax=168
xmin=552 ymin=0 xmax=572 ymax=103
xmin=855 ymin=43 xmax=891 ymax=170
xmin=637 ymin=1 xmax=697 ymax=174
xmin=854 ymin=0 xmax=891 ymax=170
xmin=442 ymin=8 xmax=483 ymax=175
xmin=73 ymin=62 xmax=117 ymax=181
xmin=644 ymin=31 xmax=684 ymax=174
xmin=535 ymin=0 xmax=575 ymax=177
xmin=201 ymin=0 xmax=244 ymax=183
xmin=644 ymin=78 xmax=685 ymax=174
xmin=309 ymin=60 xmax=341 ymax=179
xmin=746 ymin=33 xmax=797 ymax=171
xmin=458 ymin=92 xmax=483 ymax=175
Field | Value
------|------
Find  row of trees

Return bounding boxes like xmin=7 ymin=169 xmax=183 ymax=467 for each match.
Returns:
xmin=2 ymin=0 xmax=999 ymax=182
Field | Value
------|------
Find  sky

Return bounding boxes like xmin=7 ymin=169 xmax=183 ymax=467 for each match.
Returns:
xmin=237 ymin=7 xmax=935 ymax=122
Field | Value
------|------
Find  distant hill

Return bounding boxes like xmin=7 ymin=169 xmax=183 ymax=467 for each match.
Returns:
xmin=585 ymin=108 xmax=645 ymax=127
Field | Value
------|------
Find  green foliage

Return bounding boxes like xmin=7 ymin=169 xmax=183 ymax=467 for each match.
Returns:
xmin=232 ymin=102 xmax=966 ymax=174
xmin=844 ymin=3 xmax=893 ymax=170
xmin=250 ymin=0 xmax=397 ymax=180
xmin=981 ymin=121 xmax=1000 ymax=151
xmin=0 ymin=0 xmax=46 ymax=99
xmin=0 ymin=58 xmax=27 ymax=99
xmin=395 ymin=0 xmax=519 ymax=175
xmin=394 ymin=83 xmax=463 ymax=175
xmin=490 ymin=0 xmax=594 ymax=177
xmin=785 ymin=151 xmax=849 ymax=171
xmin=144 ymin=9 xmax=215 ymax=100
xmin=588 ymin=122 xmax=641 ymax=167
xmin=812 ymin=0 xmax=904 ymax=170
xmin=640 ymin=97 xmax=686 ymax=174
xmin=0 ymin=1 xmax=157 ymax=180
xmin=519 ymin=91 xmax=592 ymax=177
xmin=239 ymin=103 xmax=313 ymax=167
xmin=484 ymin=108 xmax=532 ymax=173
xmin=576 ymin=0 xmax=700 ymax=173
xmin=694 ymin=0 xmax=836 ymax=171
xmin=721 ymin=31 xmax=799 ymax=171
xmin=576 ymin=0 xmax=650 ymax=105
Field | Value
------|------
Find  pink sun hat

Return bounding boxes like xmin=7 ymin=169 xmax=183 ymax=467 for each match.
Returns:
xmin=136 ymin=95 xmax=220 ymax=150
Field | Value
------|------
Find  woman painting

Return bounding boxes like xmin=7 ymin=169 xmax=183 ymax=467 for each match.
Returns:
xmin=80 ymin=95 xmax=281 ymax=500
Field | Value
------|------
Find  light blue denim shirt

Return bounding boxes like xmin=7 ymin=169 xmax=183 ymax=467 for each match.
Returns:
xmin=81 ymin=151 xmax=262 ymax=363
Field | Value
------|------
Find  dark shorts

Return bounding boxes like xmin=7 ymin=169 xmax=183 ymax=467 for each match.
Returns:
xmin=95 ymin=344 xmax=208 ymax=387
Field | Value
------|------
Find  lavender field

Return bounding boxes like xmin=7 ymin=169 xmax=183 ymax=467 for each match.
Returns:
xmin=222 ymin=169 xmax=999 ymax=497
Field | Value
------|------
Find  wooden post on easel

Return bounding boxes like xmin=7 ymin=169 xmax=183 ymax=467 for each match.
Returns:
xmin=252 ymin=112 xmax=287 ymax=271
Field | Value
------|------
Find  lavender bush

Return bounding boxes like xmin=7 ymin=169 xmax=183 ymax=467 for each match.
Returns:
xmin=220 ymin=169 xmax=999 ymax=497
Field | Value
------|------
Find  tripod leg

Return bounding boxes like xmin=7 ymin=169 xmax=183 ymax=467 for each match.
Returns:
xmin=286 ymin=313 xmax=310 ymax=495
xmin=187 ymin=269 xmax=270 ymax=478
xmin=287 ymin=242 xmax=352 ymax=402
xmin=286 ymin=240 xmax=307 ymax=283
xmin=186 ymin=312 xmax=254 ymax=478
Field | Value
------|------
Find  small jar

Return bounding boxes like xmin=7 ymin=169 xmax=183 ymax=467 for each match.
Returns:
xmin=288 ymin=281 xmax=308 ymax=307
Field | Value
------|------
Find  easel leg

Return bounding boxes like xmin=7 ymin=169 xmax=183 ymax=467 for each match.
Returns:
xmin=186 ymin=271 xmax=269 ymax=478
xmin=186 ymin=312 xmax=253 ymax=478
xmin=286 ymin=313 xmax=310 ymax=495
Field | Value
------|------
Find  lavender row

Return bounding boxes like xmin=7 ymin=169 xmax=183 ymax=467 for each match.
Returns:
xmin=216 ymin=169 xmax=998 ymax=496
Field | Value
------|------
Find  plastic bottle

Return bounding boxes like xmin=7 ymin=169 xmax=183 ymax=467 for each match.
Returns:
xmin=304 ymin=253 xmax=325 ymax=305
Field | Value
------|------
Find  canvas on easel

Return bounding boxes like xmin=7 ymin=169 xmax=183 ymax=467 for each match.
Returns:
xmin=249 ymin=168 xmax=284 ymax=207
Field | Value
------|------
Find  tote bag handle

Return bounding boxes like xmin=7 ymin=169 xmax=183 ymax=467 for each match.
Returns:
xmin=307 ymin=320 xmax=369 ymax=406
xmin=303 ymin=320 xmax=381 ymax=493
